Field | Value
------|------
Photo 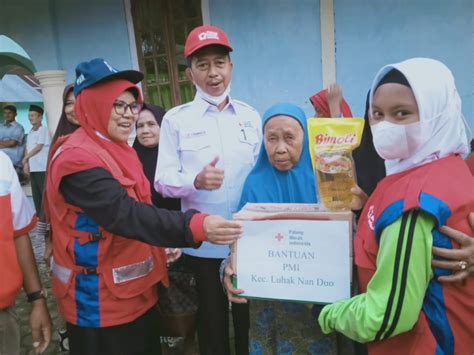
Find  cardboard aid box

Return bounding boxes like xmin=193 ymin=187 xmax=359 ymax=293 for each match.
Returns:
xmin=232 ymin=203 xmax=353 ymax=304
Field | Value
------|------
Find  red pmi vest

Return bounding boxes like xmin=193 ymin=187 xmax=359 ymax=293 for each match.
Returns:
xmin=0 ymin=193 xmax=23 ymax=309
xmin=47 ymin=130 xmax=168 ymax=328
xmin=355 ymin=155 xmax=474 ymax=355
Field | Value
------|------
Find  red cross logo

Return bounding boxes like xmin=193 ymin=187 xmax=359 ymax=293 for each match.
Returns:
xmin=275 ymin=233 xmax=284 ymax=242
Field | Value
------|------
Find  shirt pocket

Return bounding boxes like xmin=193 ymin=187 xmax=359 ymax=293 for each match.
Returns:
xmin=227 ymin=127 xmax=259 ymax=183
xmin=236 ymin=127 xmax=260 ymax=167
xmin=179 ymin=135 xmax=214 ymax=169
xmin=238 ymin=127 xmax=259 ymax=146
xmin=180 ymin=136 xmax=210 ymax=152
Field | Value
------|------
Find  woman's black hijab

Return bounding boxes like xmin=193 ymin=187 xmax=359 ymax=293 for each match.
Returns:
xmin=353 ymin=92 xmax=386 ymax=196
xmin=51 ymin=84 xmax=79 ymax=146
xmin=133 ymin=103 xmax=180 ymax=211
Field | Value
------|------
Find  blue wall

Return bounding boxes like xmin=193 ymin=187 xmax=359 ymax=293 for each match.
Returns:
xmin=209 ymin=0 xmax=473 ymax=127
xmin=334 ymin=0 xmax=474 ymax=124
xmin=0 ymin=0 xmax=58 ymax=71
xmin=208 ymin=0 xmax=323 ymax=117
xmin=0 ymin=0 xmax=134 ymax=83
xmin=2 ymin=0 xmax=472 ymax=127
xmin=54 ymin=0 xmax=135 ymax=83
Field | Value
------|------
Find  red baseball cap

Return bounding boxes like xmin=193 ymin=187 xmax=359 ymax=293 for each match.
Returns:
xmin=184 ymin=25 xmax=233 ymax=58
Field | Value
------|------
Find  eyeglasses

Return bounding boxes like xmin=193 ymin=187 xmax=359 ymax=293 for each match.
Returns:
xmin=112 ymin=101 xmax=142 ymax=115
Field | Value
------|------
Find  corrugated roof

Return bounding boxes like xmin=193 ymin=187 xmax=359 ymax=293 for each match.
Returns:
xmin=0 ymin=74 xmax=43 ymax=102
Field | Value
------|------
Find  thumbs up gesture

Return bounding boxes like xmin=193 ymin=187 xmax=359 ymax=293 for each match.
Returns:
xmin=194 ymin=156 xmax=225 ymax=190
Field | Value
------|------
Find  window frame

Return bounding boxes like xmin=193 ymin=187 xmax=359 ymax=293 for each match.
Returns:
xmin=131 ymin=0 xmax=201 ymax=109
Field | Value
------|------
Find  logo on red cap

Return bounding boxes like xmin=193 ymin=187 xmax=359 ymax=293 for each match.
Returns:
xmin=184 ymin=25 xmax=232 ymax=58
xmin=198 ymin=31 xmax=219 ymax=41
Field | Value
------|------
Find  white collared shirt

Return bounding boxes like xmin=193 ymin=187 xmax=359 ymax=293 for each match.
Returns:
xmin=155 ymin=94 xmax=261 ymax=258
xmin=26 ymin=125 xmax=50 ymax=172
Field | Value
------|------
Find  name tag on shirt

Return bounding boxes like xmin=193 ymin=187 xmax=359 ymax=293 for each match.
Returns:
xmin=183 ymin=131 xmax=207 ymax=139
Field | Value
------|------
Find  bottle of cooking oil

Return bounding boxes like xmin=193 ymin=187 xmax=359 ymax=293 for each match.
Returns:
xmin=315 ymin=150 xmax=356 ymax=211
xmin=307 ymin=118 xmax=365 ymax=211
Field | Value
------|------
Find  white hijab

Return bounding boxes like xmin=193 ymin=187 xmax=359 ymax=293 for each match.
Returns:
xmin=369 ymin=57 xmax=469 ymax=175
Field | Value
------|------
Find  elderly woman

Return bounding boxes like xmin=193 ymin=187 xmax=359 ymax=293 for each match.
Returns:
xmin=224 ymin=103 xmax=338 ymax=354
xmin=46 ymin=58 xmax=241 ymax=355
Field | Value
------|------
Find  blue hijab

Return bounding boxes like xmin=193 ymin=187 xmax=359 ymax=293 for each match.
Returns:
xmin=238 ymin=103 xmax=317 ymax=208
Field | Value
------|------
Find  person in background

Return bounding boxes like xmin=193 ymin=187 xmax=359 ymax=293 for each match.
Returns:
xmin=23 ymin=105 xmax=50 ymax=215
xmin=51 ymin=84 xmax=80 ymax=144
xmin=133 ymin=103 xmax=180 ymax=211
xmin=40 ymin=84 xmax=79 ymax=263
xmin=133 ymin=102 xmax=182 ymax=264
xmin=318 ymin=58 xmax=474 ymax=354
xmin=352 ymin=93 xmax=386 ymax=197
xmin=310 ymin=83 xmax=353 ymax=118
xmin=133 ymin=103 xmax=191 ymax=351
xmin=224 ymin=103 xmax=338 ymax=354
xmin=155 ymin=25 xmax=261 ymax=355
xmin=46 ymin=58 xmax=241 ymax=355
xmin=0 ymin=151 xmax=51 ymax=354
xmin=36 ymin=84 xmax=78 ymax=352
xmin=0 ymin=104 xmax=25 ymax=174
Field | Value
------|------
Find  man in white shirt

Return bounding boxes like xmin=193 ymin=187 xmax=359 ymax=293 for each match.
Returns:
xmin=23 ymin=105 xmax=51 ymax=215
xmin=155 ymin=25 xmax=261 ymax=355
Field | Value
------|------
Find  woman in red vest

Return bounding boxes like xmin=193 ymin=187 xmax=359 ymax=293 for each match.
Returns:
xmin=318 ymin=58 xmax=474 ymax=354
xmin=46 ymin=58 xmax=241 ymax=355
